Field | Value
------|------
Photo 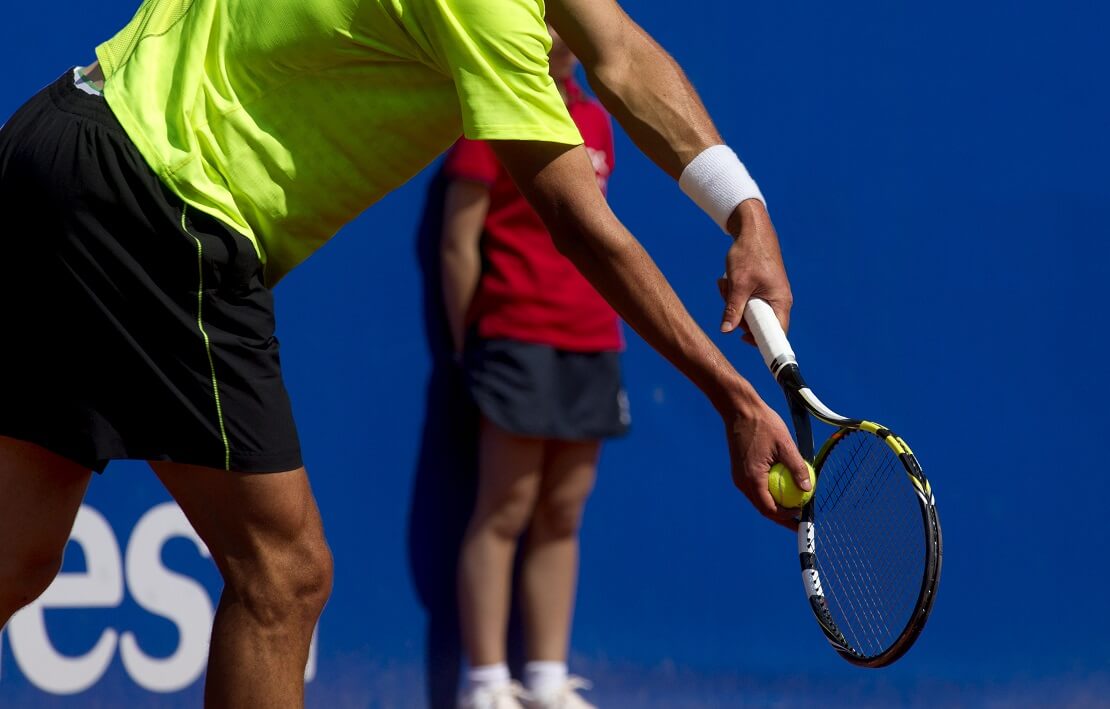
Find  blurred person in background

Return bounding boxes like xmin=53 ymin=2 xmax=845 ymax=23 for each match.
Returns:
xmin=440 ymin=28 xmax=628 ymax=709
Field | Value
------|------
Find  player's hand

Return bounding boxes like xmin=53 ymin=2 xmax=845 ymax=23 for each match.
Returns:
xmin=718 ymin=200 xmax=792 ymax=343
xmin=724 ymin=397 xmax=810 ymax=530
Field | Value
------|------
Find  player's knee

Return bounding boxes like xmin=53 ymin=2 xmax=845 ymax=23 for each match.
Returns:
xmin=531 ymin=493 xmax=586 ymax=539
xmin=478 ymin=487 xmax=539 ymax=540
xmin=226 ymin=535 xmax=333 ymax=630
xmin=480 ymin=511 xmax=523 ymax=542
xmin=289 ymin=537 xmax=334 ymax=615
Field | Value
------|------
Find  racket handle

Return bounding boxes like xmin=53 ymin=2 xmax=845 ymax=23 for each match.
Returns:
xmin=744 ymin=298 xmax=797 ymax=376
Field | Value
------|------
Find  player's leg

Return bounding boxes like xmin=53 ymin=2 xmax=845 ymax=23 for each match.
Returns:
xmin=458 ymin=417 xmax=545 ymax=668
xmin=518 ymin=439 xmax=599 ymax=700
xmin=150 ymin=461 xmax=332 ymax=709
xmin=0 ymin=437 xmax=92 ymax=624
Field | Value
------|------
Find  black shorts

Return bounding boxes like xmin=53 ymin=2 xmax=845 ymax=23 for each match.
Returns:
xmin=0 ymin=71 xmax=301 ymax=473
xmin=463 ymin=338 xmax=630 ymax=441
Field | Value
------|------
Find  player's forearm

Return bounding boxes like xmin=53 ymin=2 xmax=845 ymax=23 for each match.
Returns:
xmin=440 ymin=246 xmax=480 ymax=354
xmin=581 ymin=22 xmax=721 ymax=179
xmin=493 ymin=142 xmax=761 ymax=412
xmin=554 ymin=214 xmax=759 ymax=414
xmin=440 ymin=181 xmax=489 ymax=354
xmin=529 ymin=161 xmax=756 ymax=413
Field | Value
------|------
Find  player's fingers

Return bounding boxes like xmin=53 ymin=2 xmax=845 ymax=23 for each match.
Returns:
xmin=770 ymin=298 xmax=792 ymax=336
xmin=750 ymin=483 xmax=777 ymax=513
xmin=720 ymin=275 xmax=757 ymax=347
xmin=718 ymin=272 xmax=738 ymax=333
xmin=750 ymin=472 xmax=798 ymax=522
xmin=781 ymin=445 xmax=813 ymax=492
xmin=757 ymin=491 xmax=800 ymax=531
xmin=721 ymin=277 xmax=751 ymax=334
xmin=772 ymin=511 xmax=800 ymax=532
xmin=728 ymin=286 xmax=756 ymax=344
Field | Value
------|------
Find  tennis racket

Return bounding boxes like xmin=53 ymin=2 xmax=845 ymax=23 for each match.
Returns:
xmin=743 ymin=298 xmax=942 ymax=668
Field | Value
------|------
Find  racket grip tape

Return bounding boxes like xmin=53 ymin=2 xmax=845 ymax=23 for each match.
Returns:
xmin=743 ymin=298 xmax=796 ymax=376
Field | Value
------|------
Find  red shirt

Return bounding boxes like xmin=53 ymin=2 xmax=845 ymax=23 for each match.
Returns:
xmin=442 ymin=79 xmax=622 ymax=352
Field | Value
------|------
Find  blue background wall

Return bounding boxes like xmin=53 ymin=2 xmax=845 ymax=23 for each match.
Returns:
xmin=2 ymin=1 xmax=1108 ymax=706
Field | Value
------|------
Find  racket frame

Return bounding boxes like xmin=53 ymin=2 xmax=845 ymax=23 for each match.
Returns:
xmin=744 ymin=299 xmax=942 ymax=668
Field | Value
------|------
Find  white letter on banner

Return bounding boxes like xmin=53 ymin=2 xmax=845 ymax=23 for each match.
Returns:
xmin=7 ymin=505 xmax=123 ymax=694
xmin=119 ymin=502 xmax=214 ymax=692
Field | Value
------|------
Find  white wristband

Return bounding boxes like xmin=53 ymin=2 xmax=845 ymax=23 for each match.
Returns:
xmin=679 ymin=145 xmax=765 ymax=233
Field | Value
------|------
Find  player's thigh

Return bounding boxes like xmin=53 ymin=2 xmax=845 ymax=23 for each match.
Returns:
xmin=0 ymin=436 xmax=91 ymax=574
xmin=149 ymin=461 xmax=330 ymax=582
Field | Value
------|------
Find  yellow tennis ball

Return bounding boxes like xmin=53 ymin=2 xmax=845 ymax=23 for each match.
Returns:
xmin=767 ymin=461 xmax=816 ymax=508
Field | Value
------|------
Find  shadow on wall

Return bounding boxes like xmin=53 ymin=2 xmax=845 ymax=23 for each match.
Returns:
xmin=406 ymin=167 xmax=526 ymax=708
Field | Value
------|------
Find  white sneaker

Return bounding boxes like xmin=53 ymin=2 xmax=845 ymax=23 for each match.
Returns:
xmin=458 ymin=681 xmax=531 ymax=709
xmin=524 ymin=677 xmax=596 ymax=709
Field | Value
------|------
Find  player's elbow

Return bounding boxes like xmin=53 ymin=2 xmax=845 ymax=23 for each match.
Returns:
xmin=585 ymin=54 xmax=634 ymax=108
xmin=546 ymin=223 xmax=577 ymax=258
xmin=582 ymin=24 xmax=651 ymax=105
xmin=547 ymin=217 xmax=627 ymax=277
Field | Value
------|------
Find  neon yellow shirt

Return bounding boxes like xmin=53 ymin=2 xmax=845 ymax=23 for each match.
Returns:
xmin=96 ymin=0 xmax=582 ymax=283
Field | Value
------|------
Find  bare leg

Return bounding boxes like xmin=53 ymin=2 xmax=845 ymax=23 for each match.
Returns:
xmin=0 ymin=436 xmax=92 ymax=623
xmin=151 ymin=461 xmax=333 ymax=709
xmin=520 ymin=440 xmax=599 ymax=662
xmin=458 ymin=418 xmax=544 ymax=667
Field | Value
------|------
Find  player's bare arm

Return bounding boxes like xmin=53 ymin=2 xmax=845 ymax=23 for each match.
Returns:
xmin=440 ymin=180 xmax=490 ymax=355
xmin=546 ymin=0 xmax=793 ymax=336
xmin=491 ymin=140 xmax=806 ymax=526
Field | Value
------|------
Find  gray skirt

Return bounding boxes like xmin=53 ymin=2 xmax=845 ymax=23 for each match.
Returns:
xmin=463 ymin=338 xmax=630 ymax=441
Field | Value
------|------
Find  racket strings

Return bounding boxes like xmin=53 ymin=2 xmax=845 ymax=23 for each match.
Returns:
xmin=819 ymin=455 xmax=895 ymax=648
xmin=813 ymin=431 xmax=925 ymax=658
xmin=822 ymin=459 xmax=920 ymax=655
xmin=823 ymin=450 xmax=916 ymax=653
xmin=836 ymin=439 xmax=906 ymax=625
xmin=820 ymin=457 xmax=903 ymax=651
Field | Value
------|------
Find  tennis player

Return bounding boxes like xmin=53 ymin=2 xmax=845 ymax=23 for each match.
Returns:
xmin=0 ymin=0 xmax=810 ymax=706
xmin=441 ymin=28 xmax=626 ymax=708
